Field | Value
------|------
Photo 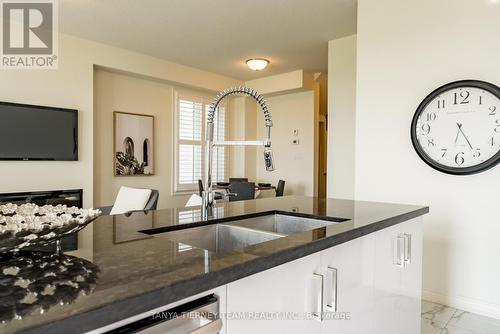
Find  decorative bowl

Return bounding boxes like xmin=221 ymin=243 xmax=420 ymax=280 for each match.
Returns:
xmin=0 ymin=204 xmax=101 ymax=254
xmin=0 ymin=251 xmax=99 ymax=322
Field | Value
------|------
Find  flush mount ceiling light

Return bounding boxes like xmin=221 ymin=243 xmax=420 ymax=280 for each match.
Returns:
xmin=246 ymin=58 xmax=269 ymax=71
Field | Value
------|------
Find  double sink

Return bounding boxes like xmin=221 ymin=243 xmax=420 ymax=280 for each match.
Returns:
xmin=156 ymin=214 xmax=347 ymax=253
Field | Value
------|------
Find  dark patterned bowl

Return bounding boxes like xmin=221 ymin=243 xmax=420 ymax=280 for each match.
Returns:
xmin=0 ymin=204 xmax=101 ymax=254
xmin=0 ymin=251 xmax=99 ymax=322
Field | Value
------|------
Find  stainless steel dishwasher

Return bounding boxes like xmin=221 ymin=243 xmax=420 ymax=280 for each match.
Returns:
xmin=100 ymin=294 xmax=222 ymax=334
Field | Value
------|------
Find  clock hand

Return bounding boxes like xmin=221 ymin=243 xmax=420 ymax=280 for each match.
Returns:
xmin=454 ymin=123 xmax=461 ymax=144
xmin=457 ymin=123 xmax=474 ymax=150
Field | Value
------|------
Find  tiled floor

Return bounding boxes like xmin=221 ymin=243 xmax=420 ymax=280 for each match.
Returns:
xmin=422 ymin=300 xmax=500 ymax=334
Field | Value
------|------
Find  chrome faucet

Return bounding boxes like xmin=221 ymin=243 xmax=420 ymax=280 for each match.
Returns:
xmin=201 ymin=87 xmax=275 ymax=219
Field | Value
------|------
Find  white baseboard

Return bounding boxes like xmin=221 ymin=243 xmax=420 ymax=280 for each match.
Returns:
xmin=422 ymin=289 xmax=500 ymax=320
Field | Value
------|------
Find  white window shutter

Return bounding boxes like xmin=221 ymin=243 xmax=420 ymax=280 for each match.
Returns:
xmin=175 ymin=93 xmax=227 ymax=192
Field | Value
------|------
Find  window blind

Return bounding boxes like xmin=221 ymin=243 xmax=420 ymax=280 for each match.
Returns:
xmin=210 ymin=104 xmax=226 ymax=184
xmin=175 ymin=93 xmax=227 ymax=192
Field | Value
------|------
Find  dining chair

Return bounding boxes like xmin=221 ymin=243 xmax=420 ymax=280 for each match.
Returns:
xmin=229 ymin=182 xmax=255 ymax=201
xmin=198 ymin=179 xmax=204 ymax=197
xmin=99 ymin=186 xmax=159 ymax=215
xmin=229 ymin=177 xmax=248 ymax=183
xmin=198 ymin=179 xmax=223 ymax=200
xmin=275 ymin=180 xmax=285 ymax=197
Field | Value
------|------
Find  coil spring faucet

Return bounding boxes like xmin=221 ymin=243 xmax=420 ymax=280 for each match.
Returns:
xmin=202 ymin=87 xmax=275 ymax=219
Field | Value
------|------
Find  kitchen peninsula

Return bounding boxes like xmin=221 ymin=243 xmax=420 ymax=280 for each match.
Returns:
xmin=0 ymin=196 xmax=428 ymax=334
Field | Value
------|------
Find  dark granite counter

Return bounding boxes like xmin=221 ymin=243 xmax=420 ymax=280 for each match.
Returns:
xmin=0 ymin=196 xmax=428 ymax=334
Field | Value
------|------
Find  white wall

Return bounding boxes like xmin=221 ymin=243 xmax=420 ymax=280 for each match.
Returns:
xmin=0 ymin=33 xmax=240 ymax=258
xmin=0 ymin=33 xmax=240 ymax=207
xmin=327 ymin=35 xmax=357 ymax=199
xmin=355 ymin=0 xmax=500 ymax=318
xmin=224 ymin=70 xmax=321 ymax=197
xmin=245 ymin=70 xmax=314 ymax=96
xmin=94 ymin=69 xmax=193 ymax=209
xmin=256 ymin=91 xmax=317 ymax=196
xmin=228 ymin=96 xmax=257 ymax=180
xmin=0 ymin=35 xmax=94 ymax=206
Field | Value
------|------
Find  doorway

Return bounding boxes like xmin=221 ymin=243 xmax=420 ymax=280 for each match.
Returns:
xmin=315 ymin=72 xmax=328 ymax=199
xmin=318 ymin=116 xmax=327 ymax=199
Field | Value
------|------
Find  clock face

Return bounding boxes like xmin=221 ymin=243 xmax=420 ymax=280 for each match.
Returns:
xmin=411 ymin=80 xmax=500 ymax=175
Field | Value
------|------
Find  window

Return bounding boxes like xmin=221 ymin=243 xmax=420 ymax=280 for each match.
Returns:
xmin=174 ymin=91 xmax=227 ymax=193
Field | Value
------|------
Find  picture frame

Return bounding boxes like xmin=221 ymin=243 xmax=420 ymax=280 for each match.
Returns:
xmin=113 ymin=111 xmax=154 ymax=176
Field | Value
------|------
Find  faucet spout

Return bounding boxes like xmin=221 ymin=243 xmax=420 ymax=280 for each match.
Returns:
xmin=202 ymin=87 xmax=275 ymax=219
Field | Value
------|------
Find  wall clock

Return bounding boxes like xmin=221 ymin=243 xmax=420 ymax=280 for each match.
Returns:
xmin=411 ymin=80 xmax=500 ymax=175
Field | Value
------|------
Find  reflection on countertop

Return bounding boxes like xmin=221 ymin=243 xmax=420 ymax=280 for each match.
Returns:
xmin=0 ymin=195 xmax=428 ymax=334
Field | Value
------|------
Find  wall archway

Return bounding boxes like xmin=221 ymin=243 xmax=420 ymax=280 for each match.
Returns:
xmin=123 ymin=137 xmax=134 ymax=156
xmin=143 ymin=138 xmax=151 ymax=166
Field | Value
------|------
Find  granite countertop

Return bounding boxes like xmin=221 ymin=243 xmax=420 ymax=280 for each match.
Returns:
xmin=0 ymin=196 xmax=428 ymax=334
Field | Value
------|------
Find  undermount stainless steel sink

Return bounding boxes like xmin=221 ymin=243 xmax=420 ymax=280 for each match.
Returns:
xmin=156 ymin=223 xmax=284 ymax=253
xmin=225 ymin=214 xmax=340 ymax=235
xmin=155 ymin=214 xmax=344 ymax=253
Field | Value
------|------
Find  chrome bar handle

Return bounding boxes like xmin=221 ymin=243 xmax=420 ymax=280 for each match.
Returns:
xmin=312 ymin=273 xmax=324 ymax=322
xmin=186 ymin=318 xmax=223 ymax=334
xmin=403 ymin=233 xmax=412 ymax=265
xmin=325 ymin=267 xmax=338 ymax=312
xmin=393 ymin=235 xmax=405 ymax=268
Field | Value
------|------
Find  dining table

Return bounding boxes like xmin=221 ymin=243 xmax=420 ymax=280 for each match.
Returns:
xmin=213 ymin=183 xmax=276 ymax=198
xmin=213 ymin=183 xmax=276 ymax=191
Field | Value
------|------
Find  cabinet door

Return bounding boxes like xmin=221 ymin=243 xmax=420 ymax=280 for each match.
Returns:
xmin=399 ymin=218 xmax=423 ymax=334
xmin=373 ymin=218 xmax=423 ymax=334
xmin=226 ymin=253 xmax=322 ymax=334
xmin=320 ymin=234 xmax=375 ymax=334
xmin=373 ymin=223 xmax=404 ymax=334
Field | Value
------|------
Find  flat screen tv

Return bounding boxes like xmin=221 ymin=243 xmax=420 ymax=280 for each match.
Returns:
xmin=0 ymin=102 xmax=78 ymax=161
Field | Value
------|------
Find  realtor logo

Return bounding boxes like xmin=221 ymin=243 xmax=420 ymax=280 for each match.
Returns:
xmin=1 ymin=0 xmax=58 ymax=69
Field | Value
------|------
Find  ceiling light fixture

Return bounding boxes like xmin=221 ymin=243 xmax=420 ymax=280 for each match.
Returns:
xmin=246 ymin=58 xmax=269 ymax=71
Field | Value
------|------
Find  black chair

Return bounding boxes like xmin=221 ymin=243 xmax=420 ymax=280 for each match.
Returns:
xmin=198 ymin=179 xmax=204 ymax=197
xmin=198 ymin=179 xmax=223 ymax=200
xmin=229 ymin=182 xmax=255 ymax=202
xmin=275 ymin=180 xmax=285 ymax=197
xmin=229 ymin=178 xmax=248 ymax=183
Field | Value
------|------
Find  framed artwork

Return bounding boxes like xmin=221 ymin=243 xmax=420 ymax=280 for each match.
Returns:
xmin=113 ymin=211 xmax=154 ymax=244
xmin=113 ymin=111 xmax=154 ymax=176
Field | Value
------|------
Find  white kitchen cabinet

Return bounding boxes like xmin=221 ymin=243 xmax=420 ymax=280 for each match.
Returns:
xmin=373 ymin=217 xmax=422 ymax=334
xmin=320 ymin=234 xmax=376 ymax=334
xmin=373 ymin=222 xmax=403 ymax=334
xmin=225 ymin=218 xmax=422 ymax=334
xmin=92 ymin=218 xmax=422 ymax=334
xmin=226 ymin=252 xmax=323 ymax=334
xmin=399 ymin=218 xmax=423 ymax=334
xmin=225 ymin=235 xmax=376 ymax=334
